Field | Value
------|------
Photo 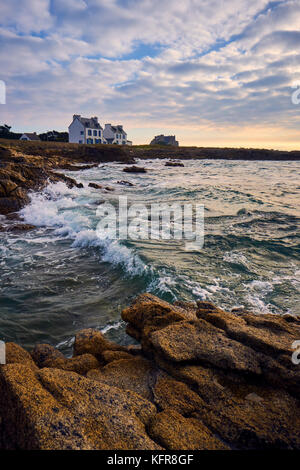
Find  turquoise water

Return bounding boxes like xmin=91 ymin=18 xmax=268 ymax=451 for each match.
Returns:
xmin=0 ymin=159 xmax=299 ymax=353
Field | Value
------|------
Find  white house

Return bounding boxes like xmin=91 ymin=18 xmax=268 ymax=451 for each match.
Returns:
xmin=68 ymin=115 xmax=104 ymax=144
xmin=20 ymin=132 xmax=41 ymax=141
xmin=103 ymin=124 xmax=128 ymax=145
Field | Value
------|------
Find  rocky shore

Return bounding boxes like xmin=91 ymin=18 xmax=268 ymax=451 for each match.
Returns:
xmin=1 ymin=138 xmax=299 ymax=225
xmin=0 ymin=140 xmax=132 ymax=225
xmin=0 ymin=294 xmax=299 ymax=450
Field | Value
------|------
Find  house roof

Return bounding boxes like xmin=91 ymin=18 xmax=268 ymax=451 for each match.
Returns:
xmin=22 ymin=133 xmax=40 ymax=141
xmin=110 ymin=125 xmax=126 ymax=134
xmin=75 ymin=116 xmax=103 ymax=130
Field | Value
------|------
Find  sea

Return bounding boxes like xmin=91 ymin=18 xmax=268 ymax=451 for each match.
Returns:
xmin=0 ymin=159 xmax=299 ymax=354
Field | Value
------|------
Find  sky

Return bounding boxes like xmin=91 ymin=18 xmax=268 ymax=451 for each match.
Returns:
xmin=1 ymin=0 xmax=300 ymax=148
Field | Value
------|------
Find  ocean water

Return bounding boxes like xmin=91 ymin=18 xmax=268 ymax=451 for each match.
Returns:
xmin=0 ymin=159 xmax=299 ymax=353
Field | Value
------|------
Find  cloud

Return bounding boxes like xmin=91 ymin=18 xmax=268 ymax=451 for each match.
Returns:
xmin=0 ymin=0 xmax=53 ymax=33
xmin=1 ymin=0 xmax=300 ymax=148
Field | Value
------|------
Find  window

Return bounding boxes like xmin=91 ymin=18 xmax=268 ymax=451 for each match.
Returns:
xmin=98 ymin=130 xmax=101 ymax=136
xmin=93 ymin=130 xmax=97 ymax=136
xmin=80 ymin=131 xmax=84 ymax=135
xmin=79 ymin=140 xmax=82 ymax=144
xmin=88 ymin=129 xmax=92 ymax=136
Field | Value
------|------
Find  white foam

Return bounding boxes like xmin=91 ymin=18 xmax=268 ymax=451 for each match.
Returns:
xmin=223 ymin=251 xmax=251 ymax=269
xmin=101 ymin=321 xmax=123 ymax=334
xmin=20 ymin=181 xmax=149 ymax=277
xmin=247 ymin=280 xmax=273 ymax=293
xmin=245 ymin=294 xmax=274 ymax=314
xmin=148 ymin=273 xmax=177 ymax=297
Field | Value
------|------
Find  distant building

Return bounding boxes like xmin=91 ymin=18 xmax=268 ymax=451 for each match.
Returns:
xmin=68 ymin=115 xmax=104 ymax=144
xmin=19 ymin=132 xmax=41 ymax=141
xmin=150 ymin=135 xmax=179 ymax=146
xmin=103 ymin=124 xmax=128 ymax=145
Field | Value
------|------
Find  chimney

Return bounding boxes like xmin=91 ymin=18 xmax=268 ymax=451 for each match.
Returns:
xmin=105 ymin=124 xmax=111 ymax=128
xmin=92 ymin=116 xmax=98 ymax=123
xmin=73 ymin=114 xmax=81 ymax=120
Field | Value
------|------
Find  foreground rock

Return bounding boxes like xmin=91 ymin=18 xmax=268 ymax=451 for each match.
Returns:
xmin=0 ymin=294 xmax=299 ymax=450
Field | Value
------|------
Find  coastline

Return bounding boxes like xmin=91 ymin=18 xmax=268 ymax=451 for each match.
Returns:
xmin=0 ymin=140 xmax=133 ymax=224
xmin=0 ymin=142 xmax=299 ymax=450
xmin=1 ymin=138 xmax=300 ymax=223
xmin=0 ymin=293 xmax=299 ymax=450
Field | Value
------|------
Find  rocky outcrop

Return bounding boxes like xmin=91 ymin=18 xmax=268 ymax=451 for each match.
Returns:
xmin=0 ymin=156 xmax=83 ymax=218
xmin=0 ymin=294 xmax=299 ymax=450
xmin=0 ymin=140 xmax=134 ymax=220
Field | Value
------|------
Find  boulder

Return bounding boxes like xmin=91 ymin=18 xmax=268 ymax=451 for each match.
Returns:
xmin=31 ymin=343 xmax=100 ymax=375
xmin=1 ymin=294 xmax=300 ymax=450
xmin=0 ymin=364 xmax=161 ymax=450
xmin=73 ymin=328 xmax=128 ymax=360
xmin=149 ymin=319 xmax=262 ymax=375
xmin=101 ymin=350 xmax=136 ymax=364
xmin=4 ymin=342 xmax=38 ymax=370
xmin=117 ymin=180 xmax=134 ymax=186
xmin=165 ymin=161 xmax=184 ymax=167
xmin=87 ymin=357 xmax=156 ymax=401
xmin=148 ymin=409 xmax=228 ymax=450
xmin=0 ymin=196 xmax=28 ymax=214
xmin=123 ymin=166 xmax=147 ymax=173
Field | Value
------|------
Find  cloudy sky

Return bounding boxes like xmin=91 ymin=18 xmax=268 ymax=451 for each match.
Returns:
xmin=1 ymin=0 xmax=300 ymax=148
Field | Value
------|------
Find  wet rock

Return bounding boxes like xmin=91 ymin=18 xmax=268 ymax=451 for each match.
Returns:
xmin=88 ymin=182 xmax=103 ymax=189
xmin=73 ymin=328 xmax=128 ymax=360
xmin=123 ymin=166 xmax=147 ymax=173
xmin=116 ymin=158 xmax=136 ymax=165
xmin=0 ymin=196 xmax=28 ymax=215
xmin=6 ymin=223 xmax=35 ymax=232
xmin=88 ymin=182 xmax=114 ymax=191
xmin=165 ymin=161 xmax=184 ymax=167
xmin=117 ymin=180 xmax=134 ymax=186
xmin=31 ymin=343 xmax=100 ymax=376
